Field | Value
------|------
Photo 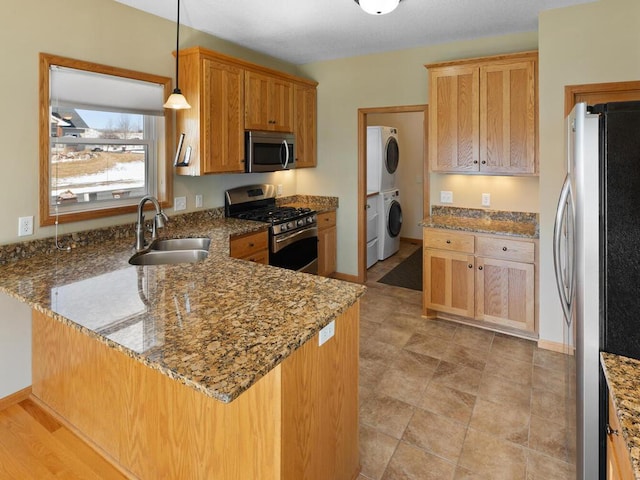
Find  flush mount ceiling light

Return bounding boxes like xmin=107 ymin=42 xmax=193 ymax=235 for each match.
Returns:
xmin=354 ymin=0 xmax=402 ymax=15
xmin=164 ymin=0 xmax=191 ymax=109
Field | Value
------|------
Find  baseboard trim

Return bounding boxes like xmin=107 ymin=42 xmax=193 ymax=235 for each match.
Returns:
xmin=538 ymin=339 xmax=574 ymax=355
xmin=400 ymin=236 xmax=422 ymax=245
xmin=0 ymin=386 xmax=32 ymax=411
xmin=333 ymin=272 xmax=361 ymax=283
xmin=29 ymin=394 xmax=137 ymax=479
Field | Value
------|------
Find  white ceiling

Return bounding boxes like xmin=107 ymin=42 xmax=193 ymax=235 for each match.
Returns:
xmin=114 ymin=0 xmax=595 ymax=65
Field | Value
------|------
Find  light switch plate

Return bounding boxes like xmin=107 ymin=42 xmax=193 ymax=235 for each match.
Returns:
xmin=174 ymin=196 xmax=186 ymax=211
xmin=440 ymin=191 xmax=453 ymax=204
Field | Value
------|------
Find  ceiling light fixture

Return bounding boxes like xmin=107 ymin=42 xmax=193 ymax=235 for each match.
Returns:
xmin=354 ymin=0 xmax=402 ymax=15
xmin=163 ymin=0 xmax=191 ymax=109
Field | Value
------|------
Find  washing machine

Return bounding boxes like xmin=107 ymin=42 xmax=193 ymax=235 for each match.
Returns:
xmin=367 ymin=126 xmax=399 ymax=192
xmin=378 ymin=189 xmax=402 ymax=261
xmin=366 ymin=194 xmax=379 ymax=269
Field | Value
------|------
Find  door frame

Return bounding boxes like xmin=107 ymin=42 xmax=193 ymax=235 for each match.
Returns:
xmin=565 ymin=80 xmax=640 ymax=116
xmin=357 ymin=105 xmax=428 ymax=283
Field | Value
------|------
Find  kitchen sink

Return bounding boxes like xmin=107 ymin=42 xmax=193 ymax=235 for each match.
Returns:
xmin=150 ymin=237 xmax=211 ymax=252
xmin=128 ymin=237 xmax=211 ymax=266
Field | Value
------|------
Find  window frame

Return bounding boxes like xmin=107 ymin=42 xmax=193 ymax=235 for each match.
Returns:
xmin=39 ymin=53 xmax=174 ymax=226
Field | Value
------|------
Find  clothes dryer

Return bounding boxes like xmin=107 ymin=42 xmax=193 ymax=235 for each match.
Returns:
xmin=378 ymin=189 xmax=402 ymax=260
xmin=367 ymin=126 xmax=399 ymax=192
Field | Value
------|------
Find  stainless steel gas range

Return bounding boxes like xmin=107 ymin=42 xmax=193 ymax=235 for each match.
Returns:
xmin=225 ymin=184 xmax=318 ymax=274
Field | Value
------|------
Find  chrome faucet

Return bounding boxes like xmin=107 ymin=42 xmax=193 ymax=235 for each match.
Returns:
xmin=135 ymin=195 xmax=168 ymax=252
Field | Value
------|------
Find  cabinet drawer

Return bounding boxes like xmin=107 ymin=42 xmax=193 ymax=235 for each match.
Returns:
xmin=424 ymin=230 xmax=474 ymax=253
xmin=230 ymin=231 xmax=268 ymax=258
xmin=476 ymin=236 xmax=534 ymax=263
xmin=318 ymin=211 xmax=336 ymax=230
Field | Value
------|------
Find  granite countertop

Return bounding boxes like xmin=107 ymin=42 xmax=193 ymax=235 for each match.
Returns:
xmin=420 ymin=206 xmax=539 ymax=239
xmin=601 ymin=352 xmax=640 ymax=478
xmin=0 ymin=210 xmax=364 ymax=404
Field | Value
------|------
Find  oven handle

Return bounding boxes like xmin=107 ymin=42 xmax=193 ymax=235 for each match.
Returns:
xmin=272 ymin=226 xmax=318 ymax=253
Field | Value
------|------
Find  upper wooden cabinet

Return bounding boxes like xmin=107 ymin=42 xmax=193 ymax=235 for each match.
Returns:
xmin=244 ymin=70 xmax=294 ymax=132
xmin=294 ymin=83 xmax=317 ymax=168
xmin=426 ymin=51 xmax=538 ymax=175
xmin=174 ymin=47 xmax=317 ymax=176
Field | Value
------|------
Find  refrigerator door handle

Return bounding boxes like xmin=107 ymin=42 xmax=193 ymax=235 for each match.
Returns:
xmin=553 ymin=173 xmax=575 ymax=327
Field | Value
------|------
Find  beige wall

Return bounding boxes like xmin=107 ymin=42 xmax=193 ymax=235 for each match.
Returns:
xmin=538 ymin=0 xmax=640 ymax=344
xmin=297 ymin=32 xmax=539 ymax=275
xmin=367 ymin=112 xmax=424 ymax=240
xmin=0 ymin=0 xmax=302 ymax=245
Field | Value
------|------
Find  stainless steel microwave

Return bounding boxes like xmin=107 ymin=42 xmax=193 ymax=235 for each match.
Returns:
xmin=245 ymin=131 xmax=295 ymax=173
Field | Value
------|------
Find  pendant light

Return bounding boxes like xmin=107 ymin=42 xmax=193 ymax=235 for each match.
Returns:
xmin=354 ymin=0 xmax=401 ymax=15
xmin=164 ymin=0 xmax=191 ymax=109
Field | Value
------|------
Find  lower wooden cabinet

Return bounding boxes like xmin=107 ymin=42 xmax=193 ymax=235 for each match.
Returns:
xmin=318 ymin=211 xmax=337 ymax=277
xmin=607 ymin=391 xmax=635 ymax=480
xmin=424 ymin=249 xmax=475 ymax=318
xmin=229 ymin=230 xmax=269 ymax=264
xmin=423 ymin=228 xmax=537 ymax=336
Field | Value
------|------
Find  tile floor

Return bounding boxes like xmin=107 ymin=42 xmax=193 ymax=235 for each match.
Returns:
xmin=358 ymin=240 xmax=577 ymax=480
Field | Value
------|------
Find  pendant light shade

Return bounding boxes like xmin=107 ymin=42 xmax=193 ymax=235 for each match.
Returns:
xmin=354 ymin=0 xmax=401 ymax=15
xmin=164 ymin=0 xmax=191 ymax=109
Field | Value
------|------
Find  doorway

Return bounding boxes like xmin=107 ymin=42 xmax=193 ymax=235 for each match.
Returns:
xmin=357 ymin=105 xmax=428 ymax=283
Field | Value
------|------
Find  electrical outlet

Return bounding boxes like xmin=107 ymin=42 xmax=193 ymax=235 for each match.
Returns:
xmin=440 ymin=191 xmax=453 ymax=204
xmin=174 ymin=196 xmax=187 ymax=211
xmin=18 ymin=216 xmax=34 ymax=236
xmin=318 ymin=320 xmax=335 ymax=346
xmin=276 ymin=184 xmax=283 ymax=196
xmin=195 ymin=194 xmax=203 ymax=208
xmin=482 ymin=193 xmax=491 ymax=207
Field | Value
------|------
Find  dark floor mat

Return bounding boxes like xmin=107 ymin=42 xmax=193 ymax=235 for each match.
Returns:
xmin=377 ymin=248 xmax=422 ymax=291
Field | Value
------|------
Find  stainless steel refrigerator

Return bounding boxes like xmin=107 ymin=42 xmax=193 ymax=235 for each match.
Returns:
xmin=554 ymin=100 xmax=640 ymax=479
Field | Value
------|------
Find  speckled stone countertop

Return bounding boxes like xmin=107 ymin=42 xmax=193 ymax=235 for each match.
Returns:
xmin=420 ymin=206 xmax=539 ymax=239
xmin=0 ymin=207 xmax=364 ymax=404
xmin=601 ymin=352 xmax=640 ymax=478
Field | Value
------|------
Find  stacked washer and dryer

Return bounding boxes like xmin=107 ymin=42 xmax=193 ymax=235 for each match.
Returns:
xmin=366 ymin=126 xmax=403 ymax=268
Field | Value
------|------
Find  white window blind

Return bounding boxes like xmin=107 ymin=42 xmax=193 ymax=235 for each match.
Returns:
xmin=50 ymin=65 xmax=165 ymax=116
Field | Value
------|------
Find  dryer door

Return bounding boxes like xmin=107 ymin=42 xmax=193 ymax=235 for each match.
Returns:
xmin=385 ymin=136 xmax=399 ymax=174
xmin=387 ymin=200 xmax=402 ymax=237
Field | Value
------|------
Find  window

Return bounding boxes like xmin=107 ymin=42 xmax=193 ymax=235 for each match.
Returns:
xmin=39 ymin=53 xmax=173 ymax=226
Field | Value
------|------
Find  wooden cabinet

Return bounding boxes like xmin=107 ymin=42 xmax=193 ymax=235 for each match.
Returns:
xmin=176 ymin=53 xmax=245 ymax=176
xmin=245 ymin=70 xmax=294 ymax=132
xmin=426 ymin=51 xmax=538 ymax=175
xmin=607 ymin=389 xmax=635 ymax=480
xmin=229 ymin=230 xmax=269 ymax=264
xmin=32 ymin=302 xmax=360 ymax=480
xmin=424 ymin=249 xmax=475 ymax=318
xmin=423 ymin=228 xmax=537 ymax=336
xmin=317 ymin=211 xmax=337 ymax=277
xmin=174 ymin=47 xmax=317 ymax=176
xmin=294 ymin=83 xmax=317 ymax=168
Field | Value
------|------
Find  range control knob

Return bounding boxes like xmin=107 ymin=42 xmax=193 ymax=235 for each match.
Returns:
xmin=307 ymin=216 xmax=314 ymax=224
xmin=297 ymin=219 xmax=305 ymax=227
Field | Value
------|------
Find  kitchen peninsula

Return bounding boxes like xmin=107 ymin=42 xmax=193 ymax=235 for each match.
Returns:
xmin=0 ymin=209 xmax=364 ymax=480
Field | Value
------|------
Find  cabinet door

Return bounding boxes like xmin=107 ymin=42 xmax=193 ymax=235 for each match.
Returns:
xmin=202 ymin=59 xmax=245 ymax=173
xmin=424 ymin=249 xmax=475 ymax=317
xmin=294 ymin=83 xmax=317 ymax=168
xmin=428 ymin=66 xmax=479 ymax=172
xmin=475 ymin=257 xmax=534 ymax=332
xmin=479 ymin=60 xmax=536 ymax=174
xmin=607 ymin=392 xmax=635 ymax=480
xmin=244 ymin=71 xmax=293 ymax=132
xmin=318 ymin=225 xmax=337 ymax=277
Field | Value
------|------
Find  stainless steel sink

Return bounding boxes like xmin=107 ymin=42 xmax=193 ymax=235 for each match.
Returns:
xmin=150 ymin=237 xmax=211 ymax=252
xmin=128 ymin=237 xmax=211 ymax=266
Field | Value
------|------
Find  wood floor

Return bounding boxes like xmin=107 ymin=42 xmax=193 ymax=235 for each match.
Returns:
xmin=0 ymin=397 xmax=127 ymax=479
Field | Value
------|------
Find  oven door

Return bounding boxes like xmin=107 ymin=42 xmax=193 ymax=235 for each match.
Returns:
xmin=270 ymin=226 xmax=318 ymax=274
